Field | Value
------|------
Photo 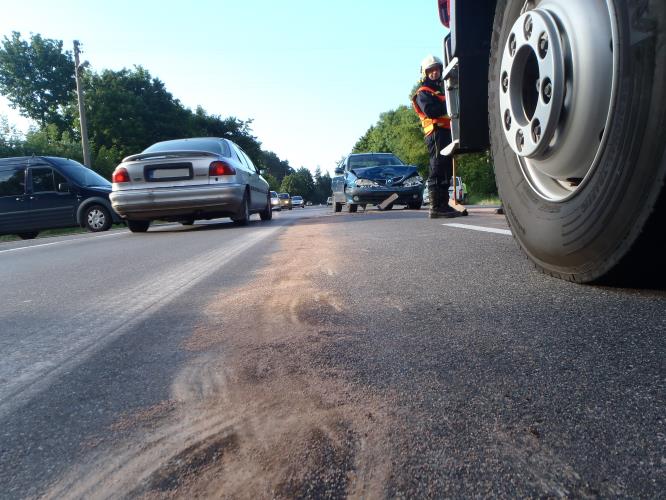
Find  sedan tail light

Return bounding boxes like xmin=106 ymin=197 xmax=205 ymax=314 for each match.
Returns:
xmin=112 ymin=167 xmax=130 ymax=183
xmin=209 ymin=161 xmax=236 ymax=176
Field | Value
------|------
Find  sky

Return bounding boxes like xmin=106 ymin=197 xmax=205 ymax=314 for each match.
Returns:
xmin=0 ymin=0 xmax=448 ymax=175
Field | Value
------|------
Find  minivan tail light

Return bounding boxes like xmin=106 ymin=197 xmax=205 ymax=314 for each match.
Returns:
xmin=209 ymin=161 xmax=236 ymax=176
xmin=112 ymin=167 xmax=130 ymax=183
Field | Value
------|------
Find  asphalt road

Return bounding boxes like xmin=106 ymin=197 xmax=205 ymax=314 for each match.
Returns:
xmin=0 ymin=205 xmax=664 ymax=498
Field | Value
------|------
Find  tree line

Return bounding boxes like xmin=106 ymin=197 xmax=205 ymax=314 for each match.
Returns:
xmin=0 ymin=32 xmax=332 ymax=203
xmin=0 ymin=31 xmax=496 ymax=203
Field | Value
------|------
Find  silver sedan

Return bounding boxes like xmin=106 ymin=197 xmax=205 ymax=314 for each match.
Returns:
xmin=110 ymin=137 xmax=272 ymax=232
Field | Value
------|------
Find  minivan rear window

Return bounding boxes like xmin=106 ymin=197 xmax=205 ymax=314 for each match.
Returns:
xmin=0 ymin=168 xmax=26 ymax=196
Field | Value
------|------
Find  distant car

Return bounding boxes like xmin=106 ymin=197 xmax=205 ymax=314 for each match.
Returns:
xmin=331 ymin=153 xmax=423 ymax=212
xmin=270 ymin=191 xmax=281 ymax=211
xmin=278 ymin=192 xmax=292 ymax=210
xmin=326 ymin=196 xmax=332 ymax=206
xmin=0 ymin=156 xmax=122 ymax=239
xmin=110 ymin=137 xmax=272 ymax=232
xmin=292 ymin=195 xmax=305 ymax=208
xmin=306 ymin=201 xmax=313 ymax=206
xmin=448 ymin=176 xmax=467 ymax=203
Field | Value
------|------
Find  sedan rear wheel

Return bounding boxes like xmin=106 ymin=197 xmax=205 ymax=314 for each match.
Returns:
xmin=127 ymin=220 xmax=150 ymax=233
xmin=348 ymin=204 xmax=358 ymax=213
xmin=259 ymin=194 xmax=272 ymax=221
xmin=334 ymin=202 xmax=343 ymax=213
xmin=232 ymin=191 xmax=250 ymax=226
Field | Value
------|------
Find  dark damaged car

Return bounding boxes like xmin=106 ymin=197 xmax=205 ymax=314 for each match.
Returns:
xmin=331 ymin=153 xmax=423 ymax=212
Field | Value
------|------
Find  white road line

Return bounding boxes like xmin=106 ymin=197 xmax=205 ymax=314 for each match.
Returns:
xmin=443 ymin=223 xmax=512 ymax=236
xmin=0 ymin=231 xmax=126 ymax=255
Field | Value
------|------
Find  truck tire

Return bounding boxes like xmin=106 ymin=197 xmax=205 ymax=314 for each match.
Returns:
xmin=489 ymin=0 xmax=666 ymax=285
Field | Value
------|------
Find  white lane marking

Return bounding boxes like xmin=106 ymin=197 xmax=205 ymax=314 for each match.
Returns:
xmin=443 ymin=223 xmax=512 ymax=236
xmin=0 ymin=231 xmax=126 ymax=255
xmin=0 ymin=226 xmax=281 ymax=416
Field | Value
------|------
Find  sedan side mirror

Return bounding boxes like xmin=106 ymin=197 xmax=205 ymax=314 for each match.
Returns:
xmin=334 ymin=167 xmax=344 ymax=174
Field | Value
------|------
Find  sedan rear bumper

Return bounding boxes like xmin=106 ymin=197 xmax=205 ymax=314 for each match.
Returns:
xmin=110 ymin=184 xmax=244 ymax=220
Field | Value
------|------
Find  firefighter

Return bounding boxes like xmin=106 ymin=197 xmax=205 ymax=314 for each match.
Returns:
xmin=412 ymin=55 xmax=463 ymax=218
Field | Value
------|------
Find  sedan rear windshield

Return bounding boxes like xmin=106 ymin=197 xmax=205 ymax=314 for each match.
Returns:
xmin=143 ymin=139 xmax=230 ymax=157
xmin=348 ymin=154 xmax=404 ymax=168
xmin=49 ymin=158 xmax=111 ymax=188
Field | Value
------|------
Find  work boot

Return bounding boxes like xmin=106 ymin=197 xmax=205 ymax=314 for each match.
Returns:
xmin=428 ymin=186 xmax=460 ymax=219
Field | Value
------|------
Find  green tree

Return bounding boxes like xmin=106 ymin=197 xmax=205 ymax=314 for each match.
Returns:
xmin=280 ymin=167 xmax=314 ymax=199
xmin=188 ymin=106 xmax=262 ymax=165
xmin=455 ymin=151 xmax=497 ymax=197
xmin=312 ymin=166 xmax=332 ymax=203
xmin=0 ymin=32 xmax=75 ymax=131
xmin=262 ymin=172 xmax=280 ymax=192
xmin=83 ymin=66 xmax=190 ymax=159
xmin=260 ymin=150 xmax=293 ymax=184
xmin=21 ymin=124 xmax=82 ymax=161
xmin=0 ymin=115 xmax=25 ymax=157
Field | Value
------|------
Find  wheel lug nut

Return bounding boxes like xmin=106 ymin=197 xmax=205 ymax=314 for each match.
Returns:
xmin=532 ymin=121 xmax=542 ymax=143
xmin=516 ymin=130 xmax=525 ymax=151
xmin=524 ymin=16 xmax=533 ymax=39
xmin=542 ymin=80 xmax=552 ymax=103
xmin=538 ymin=33 xmax=549 ymax=58
xmin=502 ymin=72 xmax=509 ymax=92
xmin=504 ymin=110 xmax=512 ymax=130
xmin=509 ymin=34 xmax=517 ymax=56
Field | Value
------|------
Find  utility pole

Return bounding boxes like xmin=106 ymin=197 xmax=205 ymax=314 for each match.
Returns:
xmin=73 ymin=40 xmax=91 ymax=167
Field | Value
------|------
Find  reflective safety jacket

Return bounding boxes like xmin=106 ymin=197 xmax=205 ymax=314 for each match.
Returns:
xmin=412 ymin=85 xmax=451 ymax=136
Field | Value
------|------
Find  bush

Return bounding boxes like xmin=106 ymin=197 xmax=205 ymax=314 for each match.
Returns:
xmin=455 ymin=151 xmax=497 ymax=197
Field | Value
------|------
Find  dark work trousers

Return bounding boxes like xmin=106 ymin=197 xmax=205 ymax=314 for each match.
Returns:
xmin=425 ymin=127 xmax=453 ymax=189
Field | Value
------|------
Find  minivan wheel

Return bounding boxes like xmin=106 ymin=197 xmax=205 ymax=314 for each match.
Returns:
xmin=127 ymin=220 xmax=150 ymax=233
xmin=84 ymin=204 xmax=112 ymax=232
xmin=490 ymin=0 xmax=666 ymax=285
xmin=17 ymin=232 xmax=39 ymax=240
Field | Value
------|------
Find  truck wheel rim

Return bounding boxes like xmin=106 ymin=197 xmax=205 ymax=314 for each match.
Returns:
xmin=499 ymin=0 xmax=618 ymax=201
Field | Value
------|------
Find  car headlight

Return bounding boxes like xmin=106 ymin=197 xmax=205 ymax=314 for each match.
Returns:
xmin=355 ymin=178 xmax=380 ymax=188
xmin=402 ymin=175 xmax=423 ymax=187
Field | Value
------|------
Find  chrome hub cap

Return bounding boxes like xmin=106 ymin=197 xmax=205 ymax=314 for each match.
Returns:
xmin=88 ymin=209 xmax=105 ymax=230
xmin=499 ymin=0 xmax=617 ymax=201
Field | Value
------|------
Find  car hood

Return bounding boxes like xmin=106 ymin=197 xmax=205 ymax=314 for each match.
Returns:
xmin=350 ymin=165 xmax=419 ymax=181
xmin=79 ymin=185 xmax=112 ymax=195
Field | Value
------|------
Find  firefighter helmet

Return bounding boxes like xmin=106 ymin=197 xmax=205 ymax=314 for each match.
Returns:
xmin=421 ymin=54 xmax=443 ymax=79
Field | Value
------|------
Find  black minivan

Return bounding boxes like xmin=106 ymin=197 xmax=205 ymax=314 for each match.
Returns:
xmin=0 ymin=156 xmax=121 ymax=239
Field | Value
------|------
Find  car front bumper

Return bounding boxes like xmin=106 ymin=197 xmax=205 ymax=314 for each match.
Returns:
xmin=110 ymin=184 xmax=245 ymax=220
xmin=345 ymin=186 xmax=423 ymax=205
